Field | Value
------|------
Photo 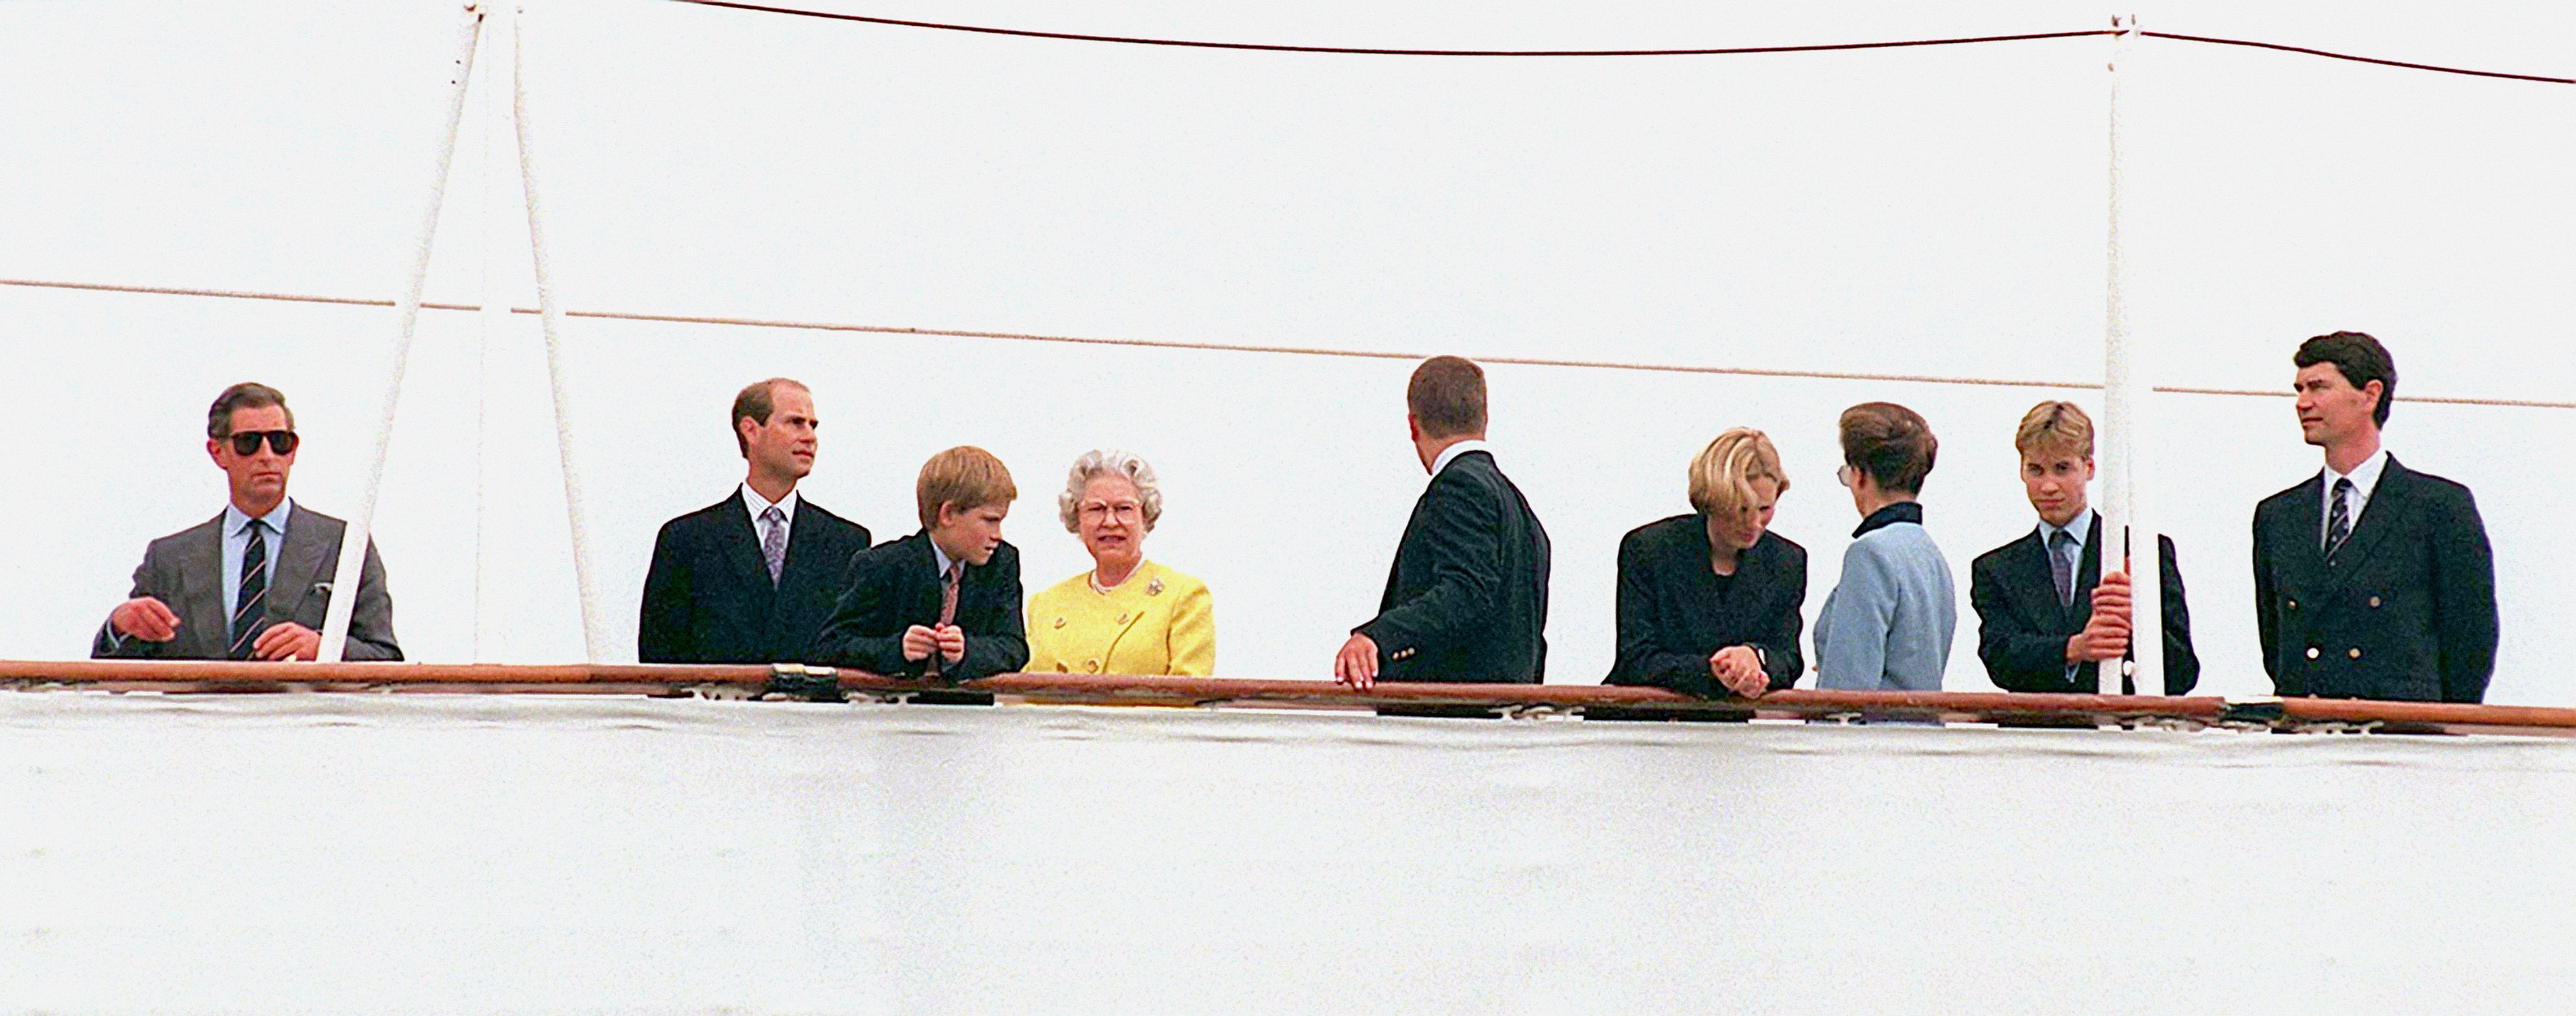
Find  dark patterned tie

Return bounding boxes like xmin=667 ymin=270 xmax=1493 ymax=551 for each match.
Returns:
xmin=758 ymin=506 xmax=787 ymax=586
xmin=925 ymin=562 xmax=962 ymax=678
xmin=2326 ymin=477 xmax=2355 ymax=561
xmin=229 ymin=519 xmax=269 ymax=660
xmin=2048 ymin=529 xmax=2077 ymax=609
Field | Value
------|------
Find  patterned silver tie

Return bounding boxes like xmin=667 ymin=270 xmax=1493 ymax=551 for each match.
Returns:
xmin=2048 ymin=529 xmax=2077 ymax=609
xmin=759 ymin=506 xmax=787 ymax=586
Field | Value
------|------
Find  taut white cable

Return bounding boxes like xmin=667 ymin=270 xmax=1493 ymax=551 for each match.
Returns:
xmin=319 ymin=2 xmax=486 ymax=663
xmin=513 ymin=3 xmax=611 ymax=662
xmin=2097 ymin=14 xmax=2162 ymax=696
xmin=473 ymin=4 xmax=516 ymax=662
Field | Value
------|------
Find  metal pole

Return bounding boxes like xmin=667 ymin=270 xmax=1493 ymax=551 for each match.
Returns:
xmin=2098 ymin=14 xmax=2164 ymax=696
xmin=319 ymin=2 xmax=486 ymax=662
xmin=513 ymin=3 xmax=611 ymax=662
xmin=472 ymin=3 xmax=514 ymax=662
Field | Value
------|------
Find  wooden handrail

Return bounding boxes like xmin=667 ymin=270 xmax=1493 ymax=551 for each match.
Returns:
xmin=4 ymin=659 xmax=2572 ymax=735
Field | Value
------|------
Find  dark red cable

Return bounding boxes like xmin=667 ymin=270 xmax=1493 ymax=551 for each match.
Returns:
xmin=671 ymin=1 xmax=2112 ymax=57
xmin=669 ymin=1 xmax=2576 ymax=85
xmin=2138 ymin=31 xmax=2573 ymax=85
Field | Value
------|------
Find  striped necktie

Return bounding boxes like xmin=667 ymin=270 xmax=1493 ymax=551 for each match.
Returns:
xmin=2326 ymin=477 xmax=2354 ymax=561
xmin=230 ymin=519 xmax=270 ymax=660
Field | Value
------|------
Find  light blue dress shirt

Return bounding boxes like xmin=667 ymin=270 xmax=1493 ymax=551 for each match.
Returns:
xmin=221 ymin=498 xmax=294 ymax=625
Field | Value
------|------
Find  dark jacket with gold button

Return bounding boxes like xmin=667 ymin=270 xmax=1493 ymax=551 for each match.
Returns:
xmin=1355 ymin=450 xmax=1552 ymax=683
xmin=2252 ymin=457 xmax=2496 ymax=703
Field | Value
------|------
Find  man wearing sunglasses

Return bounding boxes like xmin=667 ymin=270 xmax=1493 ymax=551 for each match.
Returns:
xmin=92 ymin=382 xmax=401 ymax=661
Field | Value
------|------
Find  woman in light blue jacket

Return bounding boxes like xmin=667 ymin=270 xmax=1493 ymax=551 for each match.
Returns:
xmin=1813 ymin=402 xmax=1956 ymax=690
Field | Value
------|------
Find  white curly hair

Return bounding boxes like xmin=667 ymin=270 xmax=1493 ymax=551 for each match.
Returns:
xmin=1057 ymin=449 xmax=1165 ymax=533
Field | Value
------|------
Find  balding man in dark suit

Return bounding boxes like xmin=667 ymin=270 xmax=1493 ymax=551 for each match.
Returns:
xmin=640 ymin=378 xmax=872 ymax=664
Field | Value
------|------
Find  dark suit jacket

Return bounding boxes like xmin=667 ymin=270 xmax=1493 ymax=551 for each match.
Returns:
xmin=1354 ymin=450 xmax=1552 ymax=684
xmin=810 ymin=530 xmax=1028 ymax=681
xmin=2254 ymin=457 xmax=2497 ymax=703
xmin=93 ymin=503 xmax=401 ymax=661
xmin=1970 ymin=516 xmax=2197 ymax=695
xmin=638 ymin=493 xmax=872 ymax=664
xmin=1606 ymin=516 xmax=1806 ymax=697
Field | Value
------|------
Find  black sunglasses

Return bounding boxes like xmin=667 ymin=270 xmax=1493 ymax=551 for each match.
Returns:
xmin=227 ymin=430 xmax=300 ymax=456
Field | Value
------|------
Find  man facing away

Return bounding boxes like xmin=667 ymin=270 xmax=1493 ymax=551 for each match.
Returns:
xmin=2253 ymin=331 xmax=2496 ymax=703
xmin=638 ymin=378 xmax=872 ymax=664
xmin=810 ymin=446 xmax=1028 ymax=681
xmin=94 ymin=382 xmax=400 ymax=661
xmin=1969 ymin=400 xmax=2199 ymax=696
xmin=1335 ymin=355 xmax=1552 ymax=688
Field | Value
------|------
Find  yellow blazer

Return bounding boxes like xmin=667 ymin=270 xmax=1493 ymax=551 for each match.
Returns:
xmin=1024 ymin=560 xmax=1216 ymax=676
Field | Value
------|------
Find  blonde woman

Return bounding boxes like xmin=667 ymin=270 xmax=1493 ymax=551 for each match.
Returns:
xmin=1024 ymin=450 xmax=1215 ymax=676
xmin=1606 ymin=428 xmax=1807 ymax=698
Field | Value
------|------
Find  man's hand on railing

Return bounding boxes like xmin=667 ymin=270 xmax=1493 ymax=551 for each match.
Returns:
xmin=250 ymin=622 xmax=323 ymax=662
xmin=1334 ymin=634 xmax=1379 ymax=690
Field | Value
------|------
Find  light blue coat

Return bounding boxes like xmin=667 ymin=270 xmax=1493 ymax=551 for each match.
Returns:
xmin=1813 ymin=515 xmax=1956 ymax=691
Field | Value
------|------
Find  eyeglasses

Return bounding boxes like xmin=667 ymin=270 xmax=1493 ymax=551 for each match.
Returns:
xmin=227 ymin=430 xmax=300 ymax=456
xmin=1836 ymin=464 xmax=1857 ymax=489
xmin=1077 ymin=501 xmax=1144 ymax=523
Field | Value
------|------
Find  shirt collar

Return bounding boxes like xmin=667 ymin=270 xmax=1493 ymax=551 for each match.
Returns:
xmin=1852 ymin=500 xmax=1923 ymax=539
xmin=929 ymin=537 xmax=958 ymax=578
xmin=225 ymin=498 xmax=294 ymax=538
xmin=1430 ymin=439 xmax=1490 ymax=478
xmin=2039 ymin=506 xmax=2094 ymax=551
xmin=2324 ymin=448 xmax=2389 ymax=499
xmin=740 ymin=483 xmax=799 ymax=524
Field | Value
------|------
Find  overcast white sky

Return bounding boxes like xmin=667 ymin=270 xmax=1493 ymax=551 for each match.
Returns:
xmin=3 ymin=1 xmax=2569 ymax=699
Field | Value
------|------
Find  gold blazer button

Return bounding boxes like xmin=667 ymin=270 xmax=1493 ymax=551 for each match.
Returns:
xmin=2368 ymin=596 xmax=2382 ymax=608
xmin=2305 ymin=647 xmax=2321 ymax=660
xmin=2348 ymin=647 xmax=2363 ymax=659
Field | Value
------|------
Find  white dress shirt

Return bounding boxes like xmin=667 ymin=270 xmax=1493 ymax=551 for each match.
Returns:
xmin=741 ymin=483 xmax=800 ymax=550
xmin=2321 ymin=448 xmax=2389 ymax=547
xmin=1430 ymin=438 xmax=1491 ymax=479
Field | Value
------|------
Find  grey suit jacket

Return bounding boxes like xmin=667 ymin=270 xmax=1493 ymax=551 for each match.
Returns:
xmin=92 ymin=503 xmax=401 ymax=661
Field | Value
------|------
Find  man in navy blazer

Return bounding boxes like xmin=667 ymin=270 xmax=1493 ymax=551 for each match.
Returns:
xmin=1335 ymin=356 xmax=1551 ymax=688
xmin=96 ymin=382 xmax=400 ymax=661
xmin=2253 ymin=332 xmax=2497 ymax=703
xmin=1970 ymin=401 xmax=2197 ymax=695
xmin=639 ymin=379 xmax=872 ymax=664
xmin=812 ymin=446 xmax=1028 ymax=681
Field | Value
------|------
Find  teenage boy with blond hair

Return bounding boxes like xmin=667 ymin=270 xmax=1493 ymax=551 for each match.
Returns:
xmin=1968 ymin=400 xmax=2197 ymax=695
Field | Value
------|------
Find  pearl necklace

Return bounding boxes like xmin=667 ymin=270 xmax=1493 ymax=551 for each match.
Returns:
xmin=1089 ymin=566 xmax=1137 ymax=596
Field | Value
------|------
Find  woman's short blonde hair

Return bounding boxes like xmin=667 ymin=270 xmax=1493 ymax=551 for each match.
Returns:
xmin=1057 ymin=449 xmax=1165 ymax=533
xmin=1687 ymin=428 xmax=1789 ymax=518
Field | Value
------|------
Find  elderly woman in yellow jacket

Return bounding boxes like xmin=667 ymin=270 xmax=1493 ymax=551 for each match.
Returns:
xmin=1025 ymin=450 xmax=1216 ymax=676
